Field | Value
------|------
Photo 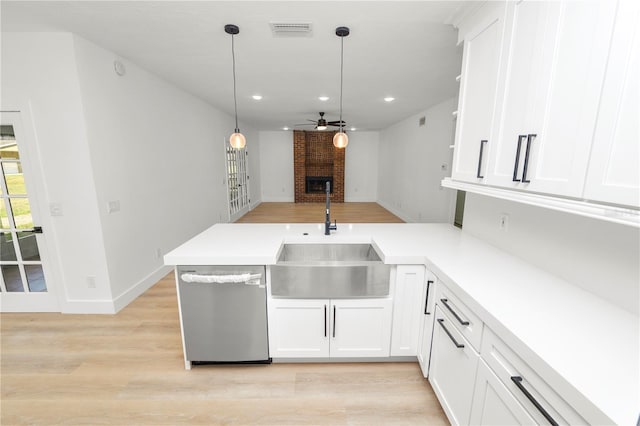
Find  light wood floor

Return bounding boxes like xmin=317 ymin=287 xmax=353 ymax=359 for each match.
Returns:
xmin=1 ymin=203 xmax=449 ymax=425
xmin=236 ymin=202 xmax=404 ymax=223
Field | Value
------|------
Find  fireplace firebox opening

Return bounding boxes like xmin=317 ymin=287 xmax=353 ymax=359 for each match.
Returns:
xmin=306 ymin=176 xmax=333 ymax=194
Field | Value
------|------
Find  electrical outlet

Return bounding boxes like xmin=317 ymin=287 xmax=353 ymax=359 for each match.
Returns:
xmin=87 ymin=276 xmax=96 ymax=289
xmin=499 ymin=214 xmax=509 ymax=232
xmin=50 ymin=202 xmax=63 ymax=216
xmin=107 ymin=200 xmax=120 ymax=214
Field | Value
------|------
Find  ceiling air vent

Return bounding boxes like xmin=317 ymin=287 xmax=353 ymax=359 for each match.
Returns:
xmin=419 ymin=116 xmax=426 ymax=126
xmin=270 ymin=22 xmax=313 ymax=37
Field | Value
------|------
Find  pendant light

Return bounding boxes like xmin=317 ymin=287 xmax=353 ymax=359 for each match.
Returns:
xmin=333 ymin=26 xmax=350 ymax=149
xmin=225 ymin=24 xmax=246 ymax=149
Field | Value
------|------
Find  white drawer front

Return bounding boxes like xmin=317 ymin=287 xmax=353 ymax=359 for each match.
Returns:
xmin=436 ymin=282 xmax=484 ymax=351
xmin=481 ymin=327 xmax=588 ymax=425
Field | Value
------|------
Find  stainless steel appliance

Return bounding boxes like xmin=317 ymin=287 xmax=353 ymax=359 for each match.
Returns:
xmin=177 ymin=265 xmax=270 ymax=363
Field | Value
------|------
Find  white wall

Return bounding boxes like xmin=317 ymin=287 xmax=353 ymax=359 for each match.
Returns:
xmin=2 ymin=32 xmax=260 ymax=313
xmin=345 ymin=132 xmax=378 ymax=202
xmin=1 ymin=33 xmax=113 ymax=310
xmin=462 ymin=193 xmax=640 ymax=315
xmin=259 ymin=131 xmax=294 ymax=202
xmin=73 ymin=35 xmax=259 ymax=309
xmin=378 ymin=98 xmax=457 ymax=222
xmin=258 ymin=130 xmax=379 ymax=203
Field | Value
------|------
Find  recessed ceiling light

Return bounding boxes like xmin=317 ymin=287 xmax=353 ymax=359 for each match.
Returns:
xmin=350 ymin=127 xmax=356 ymax=131
xmin=252 ymin=95 xmax=263 ymax=100
xmin=283 ymin=127 xmax=289 ymax=131
xmin=384 ymin=97 xmax=395 ymax=102
xmin=318 ymin=96 xmax=329 ymax=101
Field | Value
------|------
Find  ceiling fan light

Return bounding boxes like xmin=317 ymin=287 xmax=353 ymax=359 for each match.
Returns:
xmin=317 ymin=125 xmax=328 ymax=131
xmin=230 ymin=131 xmax=246 ymax=149
xmin=333 ymin=131 xmax=348 ymax=148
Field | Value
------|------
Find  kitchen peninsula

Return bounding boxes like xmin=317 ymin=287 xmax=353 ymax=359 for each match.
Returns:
xmin=164 ymin=223 xmax=638 ymax=426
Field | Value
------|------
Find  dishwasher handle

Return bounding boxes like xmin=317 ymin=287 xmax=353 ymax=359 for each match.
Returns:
xmin=180 ymin=273 xmax=262 ymax=285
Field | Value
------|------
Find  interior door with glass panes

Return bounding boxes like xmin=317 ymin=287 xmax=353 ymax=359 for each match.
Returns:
xmin=0 ymin=112 xmax=58 ymax=311
xmin=226 ymin=144 xmax=250 ymax=221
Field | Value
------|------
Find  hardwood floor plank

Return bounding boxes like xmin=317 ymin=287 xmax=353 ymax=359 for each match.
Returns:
xmin=236 ymin=202 xmax=404 ymax=223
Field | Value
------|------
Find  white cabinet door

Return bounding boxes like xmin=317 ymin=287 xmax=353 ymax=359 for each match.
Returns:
xmin=469 ymin=360 xmax=537 ymax=426
xmin=417 ymin=273 xmax=437 ymax=378
xmin=390 ymin=265 xmax=425 ymax=356
xmin=451 ymin=2 xmax=507 ymax=183
xmin=268 ymin=298 xmax=329 ymax=357
xmin=429 ymin=306 xmax=480 ymax=426
xmin=487 ymin=0 xmax=617 ymax=197
xmin=330 ymin=298 xmax=392 ymax=358
xmin=584 ymin=0 xmax=640 ymax=208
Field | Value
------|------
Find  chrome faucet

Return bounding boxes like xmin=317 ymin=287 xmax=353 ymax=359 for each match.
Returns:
xmin=325 ymin=181 xmax=337 ymax=235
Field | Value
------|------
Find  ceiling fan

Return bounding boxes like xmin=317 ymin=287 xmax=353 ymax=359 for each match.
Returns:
xmin=295 ymin=112 xmax=346 ymax=130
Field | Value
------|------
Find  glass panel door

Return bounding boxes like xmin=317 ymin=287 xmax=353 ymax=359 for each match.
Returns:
xmin=0 ymin=112 xmax=57 ymax=311
xmin=226 ymin=144 xmax=250 ymax=220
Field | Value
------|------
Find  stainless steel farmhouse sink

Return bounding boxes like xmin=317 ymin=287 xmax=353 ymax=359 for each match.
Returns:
xmin=270 ymin=244 xmax=390 ymax=298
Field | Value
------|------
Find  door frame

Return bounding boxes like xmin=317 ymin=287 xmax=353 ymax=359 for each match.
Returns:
xmin=0 ymin=105 xmax=62 ymax=312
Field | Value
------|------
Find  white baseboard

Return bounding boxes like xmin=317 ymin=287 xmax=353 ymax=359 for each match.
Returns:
xmin=376 ymin=199 xmax=414 ymax=223
xmin=261 ymin=196 xmax=295 ymax=202
xmin=344 ymin=196 xmax=377 ymax=202
xmin=112 ymin=265 xmax=173 ymax=313
xmin=61 ymin=298 xmax=117 ymax=314
xmin=61 ymin=264 xmax=171 ymax=314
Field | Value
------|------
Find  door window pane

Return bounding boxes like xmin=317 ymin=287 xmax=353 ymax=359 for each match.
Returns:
xmin=0 ymin=201 xmax=9 ymax=228
xmin=1 ymin=232 xmax=17 ymax=261
xmin=2 ymin=265 xmax=23 ymax=292
xmin=17 ymin=232 xmax=40 ymax=261
xmin=9 ymin=198 xmax=33 ymax=229
xmin=25 ymin=264 xmax=46 ymax=292
xmin=2 ymin=163 xmax=26 ymax=195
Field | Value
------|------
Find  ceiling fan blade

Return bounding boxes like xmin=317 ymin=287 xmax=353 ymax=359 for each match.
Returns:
xmin=327 ymin=120 xmax=346 ymax=125
xmin=293 ymin=123 xmax=316 ymax=126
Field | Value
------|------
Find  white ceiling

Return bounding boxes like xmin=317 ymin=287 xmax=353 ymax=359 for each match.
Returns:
xmin=1 ymin=1 xmax=467 ymax=131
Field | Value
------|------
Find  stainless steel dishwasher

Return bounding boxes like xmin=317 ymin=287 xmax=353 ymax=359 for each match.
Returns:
xmin=177 ymin=265 xmax=270 ymax=364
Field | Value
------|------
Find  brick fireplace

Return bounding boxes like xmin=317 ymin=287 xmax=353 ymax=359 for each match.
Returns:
xmin=294 ymin=130 xmax=345 ymax=203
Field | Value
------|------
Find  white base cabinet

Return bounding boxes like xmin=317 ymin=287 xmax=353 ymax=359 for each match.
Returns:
xmin=390 ymin=265 xmax=425 ymax=356
xmin=268 ymin=298 xmax=392 ymax=358
xmin=417 ymin=271 xmax=437 ymax=377
xmin=470 ymin=360 xmax=537 ymax=425
xmin=429 ymin=305 xmax=480 ymax=426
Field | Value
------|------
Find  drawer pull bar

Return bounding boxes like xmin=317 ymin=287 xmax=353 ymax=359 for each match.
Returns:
xmin=440 ymin=298 xmax=470 ymax=325
xmin=511 ymin=376 xmax=559 ymax=426
xmin=512 ymin=134 xmax=527 ymax=182
xmin=437 ymin=318 xmax=464 ymax=349
xmin=424 ymin=280 xmax=434 ymax=315
xmin=477 ymin=140 xmax=488 ymax=179
xmin=521 ymin=134 xmax=536 ymax=183
xmin=324 ymin=304 xmax=327 ymax=337
xmin=332 ymin=305 xmax=336 ymax=338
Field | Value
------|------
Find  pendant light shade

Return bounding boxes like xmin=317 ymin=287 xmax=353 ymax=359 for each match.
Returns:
xmin=333 ymin=131 xmax=348 ymax=148
xmin=333 ymin=26 xmax=350 ymax=148
xmin=225 ymin=24 xmax=246 ymax=149
xmin=230 ymin=131 xmax=246 ymax=149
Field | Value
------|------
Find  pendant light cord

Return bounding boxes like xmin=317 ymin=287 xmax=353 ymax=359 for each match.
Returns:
xmin=231 ymin=34 xmax=239 ymax=131
xmin=339 ymin=35 xmax=344 ymax=133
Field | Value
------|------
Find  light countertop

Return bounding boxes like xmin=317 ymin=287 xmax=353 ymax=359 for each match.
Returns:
xmin=165 ymin=222 xmax=638 ymax=425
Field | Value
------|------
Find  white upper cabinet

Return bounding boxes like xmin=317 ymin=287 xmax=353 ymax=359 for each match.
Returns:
xmin=487 ymin=0 xmax=617 ymax=197
xmin=583 ymin=0 xmax=640 ymax=208
xmin=451 ymin=2 xmax=507 ymax=183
